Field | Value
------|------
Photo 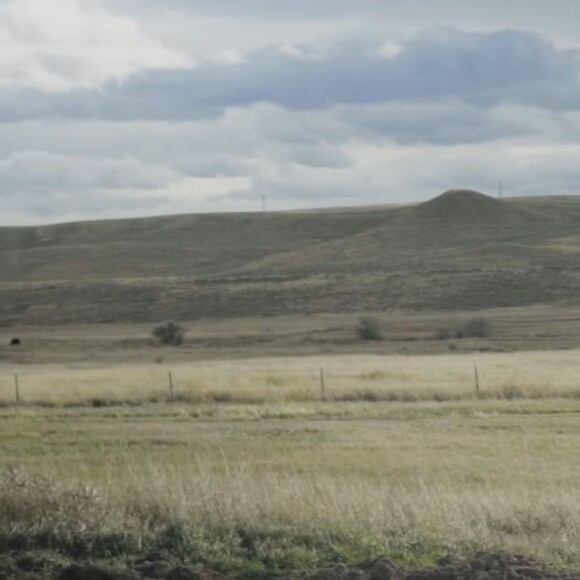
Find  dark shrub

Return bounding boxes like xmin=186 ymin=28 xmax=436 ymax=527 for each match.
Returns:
xmin=152 ymin=321 xmax=186 ymax=346
xmin=356 ymin=316 xmax=383 ymax=341
xmin=456 ymin=317 xmax=493 ymax=339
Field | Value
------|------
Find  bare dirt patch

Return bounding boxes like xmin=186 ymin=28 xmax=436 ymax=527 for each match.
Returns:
xmin=311 ymin=553 xmax=580 ymax=579
xmin=4 ymin=552 xmax=580 ymax=580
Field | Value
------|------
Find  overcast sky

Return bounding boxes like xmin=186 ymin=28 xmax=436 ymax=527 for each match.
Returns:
xmin=1 ymin=0 xmax=580 ymax=225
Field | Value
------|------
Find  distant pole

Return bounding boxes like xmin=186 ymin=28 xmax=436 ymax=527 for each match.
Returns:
xmin=14 ymin=373 xmax=20 ymax=406
xmin=320 ymin=368 xmax=326 ymax=401
xmin=262 ymin=195 xmax=267 ymax=212
xmin=474 ymin=365 xmax=480 ymax=398
xmin=498 ymin=180 xmax=504 ymax=199
xmin=168 ymin=371 xmax=174 ymax=402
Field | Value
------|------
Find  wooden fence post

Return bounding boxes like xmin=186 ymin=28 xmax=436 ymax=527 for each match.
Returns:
xmin=474 ymin=365 xmax=480 ymax=398
xmin=14 ymin=373 xmax=20 ymax=406
xmin=320 ymin=368 xmax=326 ymax=401
xmin=168 ymin=371 xmax=174 ymax=402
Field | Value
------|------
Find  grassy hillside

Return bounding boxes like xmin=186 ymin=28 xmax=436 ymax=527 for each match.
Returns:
xmin=0 ymin=209 xmax=395 ymax=282
xmin=2 ymin=190 xmax=580 ymax=325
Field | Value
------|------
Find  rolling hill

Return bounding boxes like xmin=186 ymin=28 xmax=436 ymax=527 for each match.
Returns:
xmin=2 ymin=190 xmax=580 ymax=325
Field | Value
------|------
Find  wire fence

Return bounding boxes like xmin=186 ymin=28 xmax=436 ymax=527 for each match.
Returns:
xmin=1 ymin=352 xmax=579 ymax=407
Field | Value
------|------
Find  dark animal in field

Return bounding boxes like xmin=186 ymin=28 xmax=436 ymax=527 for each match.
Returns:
xmin=10 ymin=338 xmax=21 ymax=346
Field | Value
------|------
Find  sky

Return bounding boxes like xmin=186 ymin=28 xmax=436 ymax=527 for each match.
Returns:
xmin=1 ymin=0 xmax=580 ymax=224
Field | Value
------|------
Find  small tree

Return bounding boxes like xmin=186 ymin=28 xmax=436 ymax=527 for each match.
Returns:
xmin=152 ymin=321 xmax=186 ymax=346
xmin=356 ymin=315 xmax=384 ymax=341
xmin=456 ymin=317 xmax=493 ymax=339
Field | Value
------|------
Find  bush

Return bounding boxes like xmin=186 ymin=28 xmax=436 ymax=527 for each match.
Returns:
xmin=456 ymin=317 xmax=493 ymax=339
xmin=356 ymin=316 xmax=383 ymax=341
xmin=152 ymin=321 xmax=186 ymax=346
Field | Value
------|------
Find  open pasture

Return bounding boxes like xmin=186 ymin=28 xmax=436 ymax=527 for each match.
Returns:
xmin=1 ymin=349 xmax=580 ymax=407
xmin=2 ymin=350 xmax=580 ymax=576
xmin=4 ymin=305 xmax=580 ymax=366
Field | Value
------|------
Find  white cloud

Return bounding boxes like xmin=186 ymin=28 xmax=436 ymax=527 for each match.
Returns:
xmin=0 ymin=149 xmax=253 ymax=223
xmin=210 ymin=50 xmax=247 ymax=65
xmin=158 ymin=175 xmax=252 ymax=203
xmin=377 ymin=42 xmax=404 ymax=59
xmin=341 ymin=139 xmax=580 ymax=202
xmin=3 ymin=97 xmax=580 ymax=223
xmin=0 ymin=151 xmax=179 ymax=192
xmin=0 ymin=11 xmax=579 ymax=224
xmin=0 ymin=0 xmax=191 ymax=92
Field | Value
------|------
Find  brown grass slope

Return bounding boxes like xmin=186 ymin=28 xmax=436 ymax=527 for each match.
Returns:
xmin=0 ymin=209 xmax=395 ymax=283
xmin=2 ymin=190 xmax=580 ymax=325
xmin=245 ymin=190 xmax=565 ymax=274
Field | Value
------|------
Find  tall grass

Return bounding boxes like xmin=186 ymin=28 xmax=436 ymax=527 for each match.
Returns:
xmin=3 ymin=352 xmax=580 ymax=574
xmin=2 ymin=460 xmax=580 ymax=571
xmin=2 ymin=351 xmax=580 ymax=407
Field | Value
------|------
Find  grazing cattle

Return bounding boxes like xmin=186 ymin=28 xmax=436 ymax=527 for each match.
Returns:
xmin=10 ymin=338 xmax=21 ymax=346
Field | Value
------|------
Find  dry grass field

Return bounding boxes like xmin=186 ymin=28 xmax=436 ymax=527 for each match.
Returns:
xmin=3 ymin=345 xmax=580 ymax=577
xmin=2 ymin=349 xmax=580 ymax=407
xmin=4 ymin=186 xmax=580 ymax=576
xmin=4 ymin=303 xmax=580 ymax=365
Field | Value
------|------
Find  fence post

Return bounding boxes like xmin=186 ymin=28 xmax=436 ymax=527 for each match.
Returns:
xmin=320 ymin=368 xmax=326 ymax=401
xmin=168 ymin=371 xmax=174 ymax=402
xmin=474 ymin=364 xmax=480 ymax=398
xmin=14 ymin=373 xmax=20 ymax=406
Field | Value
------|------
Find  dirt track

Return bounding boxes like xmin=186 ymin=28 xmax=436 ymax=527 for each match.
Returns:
xmin=3 ymin=552 xmax=580 ymax=580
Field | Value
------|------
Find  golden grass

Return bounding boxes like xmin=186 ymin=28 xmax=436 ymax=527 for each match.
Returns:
xmin=3 ymin=351 xmax=580 ymax=573
xmin=1 ymin=401 xmax=580 ymax=568
xmin=8 ymin=458 xmax=578 ymax=563
xmin=2 ymin=350 xmax=580 ymax=407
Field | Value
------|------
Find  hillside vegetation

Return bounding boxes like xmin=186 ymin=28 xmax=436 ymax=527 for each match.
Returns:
xmin=2 ymin=190 xmax=580 ymax=325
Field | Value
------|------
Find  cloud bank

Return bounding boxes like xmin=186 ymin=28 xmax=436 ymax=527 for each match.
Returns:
xmin=0 ymin=0 xmax=579 ymax=224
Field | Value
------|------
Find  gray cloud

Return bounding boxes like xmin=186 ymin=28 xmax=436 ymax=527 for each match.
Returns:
xmin=2 ymin=5 xmax=580 ymax=225
xmin=0 ymin=151 xmax=177 ymax=194
xmin=113 ymin=0 xmax=580 ymax=30
xmin=1 ymin=188 xmax=168 ymax=222
xmin=2 ymin=96 xmax=580 ymax=224
xmin=337 ymin=101 xmax=528 ymax=145
xmin=1 ymin=28 xmax=577 ymax=123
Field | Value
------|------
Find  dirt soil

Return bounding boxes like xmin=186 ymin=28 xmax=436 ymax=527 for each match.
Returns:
xmin=309 ymin=553 xmax=580 ymax=579
xmin=3 ymin=552 xmax=580 ymax=580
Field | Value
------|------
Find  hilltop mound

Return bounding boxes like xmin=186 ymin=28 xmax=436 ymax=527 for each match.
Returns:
xmin=415 ymin=189 xmax=512 ymax=221
xmin=360 ymin=188 xmax=549 ymax=248
xmin=245 ymin=190 xmax=556 ymax=276
xmin=386 ymin=189 xmax=547 ymax=246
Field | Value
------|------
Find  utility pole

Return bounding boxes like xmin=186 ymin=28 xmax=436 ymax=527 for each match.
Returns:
xmin=261 ymin=195 xmax=267 ymax=212
xmin=498 ymin=180 xmax=504 ymax=199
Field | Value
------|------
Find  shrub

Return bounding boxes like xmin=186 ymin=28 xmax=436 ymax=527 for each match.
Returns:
xmin=456 ymin=317 xmax=493 ymax=339
xmin=356 ymin=316 xmax=383 ymax=341
xmin=152 ymin=321 xmax=186 ymax=346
